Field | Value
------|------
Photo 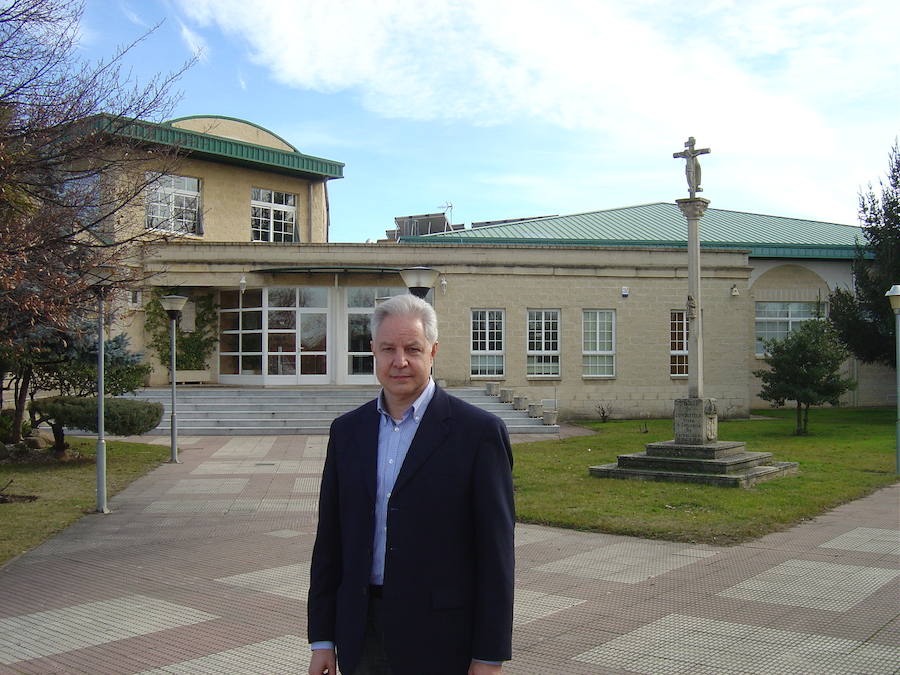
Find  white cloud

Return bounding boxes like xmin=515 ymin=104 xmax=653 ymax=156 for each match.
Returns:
xmin=173 ymin=0 xmax=899 ymax=224
xmin=178 ymin=21 xmax=209 ymax=62
xmin=119 ymin=3 xmax=148 ymax=27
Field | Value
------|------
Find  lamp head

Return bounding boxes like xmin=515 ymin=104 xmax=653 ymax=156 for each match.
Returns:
xmin=400 ymin=267 xmax=439 ymax=299
xmin=886 ymin=285 xmax=900 ymax=312
xmin=159 ymin=294 xmax=188 ymax=319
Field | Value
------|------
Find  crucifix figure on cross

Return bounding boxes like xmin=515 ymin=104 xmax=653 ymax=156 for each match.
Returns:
xmin=673 ymin=136 xmax=710 ymax=198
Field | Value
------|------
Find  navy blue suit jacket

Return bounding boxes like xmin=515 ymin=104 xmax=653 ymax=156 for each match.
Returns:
xmin=308 ymin=386 xmax=515 ymax=675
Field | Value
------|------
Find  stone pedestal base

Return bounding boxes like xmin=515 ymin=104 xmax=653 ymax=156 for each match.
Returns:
xmin=589 ymin=397 xmax=798 ymax=488
xmin=674 ymin=397 xmax=718 ymax=445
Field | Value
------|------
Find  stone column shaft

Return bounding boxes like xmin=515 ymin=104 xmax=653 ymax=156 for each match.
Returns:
xmin=676 ymin=197 xmax=710 ymax=399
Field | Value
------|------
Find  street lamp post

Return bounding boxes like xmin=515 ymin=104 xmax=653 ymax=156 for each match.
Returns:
xmin=885 ymin=285 xmax=900 ymax=474
xmin=400 ymin=267 xmax=439 ymax=299
xmin=159 ymin=295 xmax=188 ymax=463
xmin=88 ymin=265 xmax=119 ymax=514
xmin=94 ymin=283 xmax=110 ymax=513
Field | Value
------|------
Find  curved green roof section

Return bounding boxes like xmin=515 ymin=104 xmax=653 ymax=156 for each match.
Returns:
xmin=90 ymin=114 xmax=343 ymax=180
xmin=402 ymin=202 xmax=867 ymax=259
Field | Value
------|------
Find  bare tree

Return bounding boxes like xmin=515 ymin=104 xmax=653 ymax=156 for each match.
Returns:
xmin=0 ymin=0 xmax=192 ymax=440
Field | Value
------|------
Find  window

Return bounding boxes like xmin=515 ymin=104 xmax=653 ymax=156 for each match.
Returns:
xmin=471 ymin=309 xmax=504 ymax=376
xmin=251 ymin=188 xmax=296 ymax=242
xmin=527 ymin=309 xmax=560 ymax=376
xmin=755 ymin=302 xmax=820 ymax=354
xmin=670 ymin=310 xmax=688 ymax=376
xmin=583 ymin=310 xmax=615 ymax=377
xmin=146 ymin=173 xmax=201 ymax=234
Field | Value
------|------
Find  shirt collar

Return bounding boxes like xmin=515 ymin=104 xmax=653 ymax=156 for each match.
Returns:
xmin=376 ymin=378 xmax=436 ymax=423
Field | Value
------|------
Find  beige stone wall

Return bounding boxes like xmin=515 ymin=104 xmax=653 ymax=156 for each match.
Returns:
xmin=169 ymin=117 xmax=295 ymax=151
xmin=136 ymin=241 xmax=754 ymax=417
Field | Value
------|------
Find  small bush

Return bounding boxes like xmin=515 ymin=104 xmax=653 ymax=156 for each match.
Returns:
xmin=30 ymin=397 xmax=163 ymax=452
xmin=0 ymin=409 xmax=31 ymax=443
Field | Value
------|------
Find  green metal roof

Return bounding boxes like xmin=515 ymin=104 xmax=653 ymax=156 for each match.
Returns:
xmin=402 ymin=202 xmax=867 ymax=259
xmin=89 ymin=114 xmax=344 ymax=180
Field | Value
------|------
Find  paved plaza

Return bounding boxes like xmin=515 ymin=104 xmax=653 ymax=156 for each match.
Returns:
xmin=0 ymin=433 xmax=897 ymax=674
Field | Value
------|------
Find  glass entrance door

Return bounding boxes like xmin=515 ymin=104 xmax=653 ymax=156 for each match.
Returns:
xmin=265 ymin=286 xmax=330 ymax=384
xmin=342 ymin=286 xmax=405 ymax=384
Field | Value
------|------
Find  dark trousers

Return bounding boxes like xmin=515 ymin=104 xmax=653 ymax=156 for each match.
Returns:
xmin=352 ymin=588 xmax=392 ymax=675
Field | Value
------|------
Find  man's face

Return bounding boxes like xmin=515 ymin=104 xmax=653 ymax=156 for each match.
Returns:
xmin=371 ymin=313 xmax=438 ymax=412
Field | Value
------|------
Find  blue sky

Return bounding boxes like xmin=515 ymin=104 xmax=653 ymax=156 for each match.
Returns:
xmin=80 ymin=0 xmax=900 ymax=242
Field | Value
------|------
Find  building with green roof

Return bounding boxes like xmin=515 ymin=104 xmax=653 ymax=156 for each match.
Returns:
xmin=112 ymin=114 xmax=889 ymax=416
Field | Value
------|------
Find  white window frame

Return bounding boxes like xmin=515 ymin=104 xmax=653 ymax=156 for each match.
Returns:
xmin=527 ymin=309 xmax=560 ymax=377
xmin=145 ymin=173 xmax=201 ymax=234
xmin=470 ymin=309 xmax=505 ymax=377
xmin=251 ymin=188 xmax=296 ymax=242
xmin=755 ymin=301 xmax=821 ymax=355
xmin=582 ymin=309 xmax=615 ymax=377
xmin=670 ymin=310 xmax=688 ymax=377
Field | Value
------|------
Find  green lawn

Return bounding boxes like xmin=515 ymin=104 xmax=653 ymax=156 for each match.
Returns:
xmin=514 ymin=407 xmax=897 ymax=545
xmin=1 ymin=408 xmax=895 ymax=566
xmin=0 ymin=438 xmax=170 ymax=565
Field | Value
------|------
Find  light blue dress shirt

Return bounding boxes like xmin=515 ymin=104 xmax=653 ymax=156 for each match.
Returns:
xmin=370 ymin=378 xmax=435 ymax=584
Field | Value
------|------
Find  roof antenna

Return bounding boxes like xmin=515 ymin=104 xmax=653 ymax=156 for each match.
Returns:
xmin=438 ymin=201 xmax=453 ymax=231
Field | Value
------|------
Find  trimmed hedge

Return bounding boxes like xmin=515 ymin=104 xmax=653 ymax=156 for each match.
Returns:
xmin=31 ymin=396 xmax=163 ymax=443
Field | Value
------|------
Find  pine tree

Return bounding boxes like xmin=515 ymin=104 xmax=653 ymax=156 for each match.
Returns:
xmin=829 ymin=142 xmax=900 ymax=367
xmin=754 ymin=320 xmax=856 ymax=435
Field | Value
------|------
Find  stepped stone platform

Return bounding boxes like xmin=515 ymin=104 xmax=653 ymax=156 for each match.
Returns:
xmin=123 ymin=386 xmax=557 ymax=436
xmin=590 ymin=398 xmax=798 ymax=488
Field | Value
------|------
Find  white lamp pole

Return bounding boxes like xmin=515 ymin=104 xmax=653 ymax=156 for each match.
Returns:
xmin=88 ymin=265 xmax=118 ymax=514
xmin=885 ymin=285 xmax=900 ymax=474
xmin=95 ymin=284 xmax=109 ymax=513
xmin=159 ymin=295 xmax=188 ymax=463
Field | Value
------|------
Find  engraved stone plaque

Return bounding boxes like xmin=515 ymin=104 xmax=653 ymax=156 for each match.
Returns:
xmin=674 ymin=398 xmax=718 ymax=445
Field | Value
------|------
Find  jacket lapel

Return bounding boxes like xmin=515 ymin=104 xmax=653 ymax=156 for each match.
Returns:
xmin=352 ymin=400 xmax=380 ymax=502
xmin=392 ymin=386 xmax=451 ymax=494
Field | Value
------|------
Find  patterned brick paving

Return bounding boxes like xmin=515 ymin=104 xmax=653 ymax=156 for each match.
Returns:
xmin=0 ymin=433 xmax=896 ymax=674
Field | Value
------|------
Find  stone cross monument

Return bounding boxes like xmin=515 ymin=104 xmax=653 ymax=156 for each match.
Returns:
xmin=673 ymin=136 xmax=715 ymax=444
xmin=586 ymin=138 xmax=798 ymax=485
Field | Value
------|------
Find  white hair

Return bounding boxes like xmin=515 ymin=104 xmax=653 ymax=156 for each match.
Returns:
xmin=371 ymin=294 xmax=438 ymax=344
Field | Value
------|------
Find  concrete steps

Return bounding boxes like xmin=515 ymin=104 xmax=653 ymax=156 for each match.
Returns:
xmin=123 ymin=387 xmax=557 ymax=436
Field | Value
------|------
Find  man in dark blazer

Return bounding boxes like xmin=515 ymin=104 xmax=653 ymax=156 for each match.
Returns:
xmin=308 ymin=294 xmax=515 ymax=675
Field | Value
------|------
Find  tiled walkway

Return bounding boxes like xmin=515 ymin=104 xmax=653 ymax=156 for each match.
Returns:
xmin=0 ymin=434 xmax=897 ymax=674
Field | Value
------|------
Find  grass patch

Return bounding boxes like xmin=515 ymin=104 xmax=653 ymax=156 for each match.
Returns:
xmin=514 ymin=407 xmax=896 ymax=545
xmin=0 ymin=437 xmax=170 ymax=565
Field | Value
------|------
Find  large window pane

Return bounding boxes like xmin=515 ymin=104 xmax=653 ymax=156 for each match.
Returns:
xmin=268 ymin=310 xmax=296 ymax=329
xmin=471 ymin=309 xmax=504 ymax=376
xmin=251 ymin=188 xmax=296 ymax=243
xmin=526 ymin=309 xmax=560 ymax=376
xmin=268 ymin=355 xmax=296 ymax=375
xmin=755 ymin=301 xmax=820 ymax=354
xmin=219 ymin=355 xmax=239 ymax=374
xmin=348 ymin=314 xmax=371 ymax=352
xmin=299 ymin=287 xmax=328 ymax=307
xmin=220 ymin=291 xmax=240 ymax=310
xmin=220 ymin=312 xmax=239 ymax=331
xmin=347 ymin=288 xmax=377 ymax=308
xmin=583 ymin=310 xmax=615 ymax=376
xmin=242 ymin=333 xmax=262 ymax=352
xmin=219 ymin=333 xmax=239 ymax=352
xmin=268 ymin=287 xmax=296 ymax=307
xmin=242 ymin=311 xmax=262 ymax=330
xmin=301 ymin=354 xmax=327 ymax=375
xmin=349 ymin=354 xmax=373 ymax=375
xmin=301 ymin=313 xmax=327 ymax=351
xmin=269 ymin=333 xmax=296 ymax=352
